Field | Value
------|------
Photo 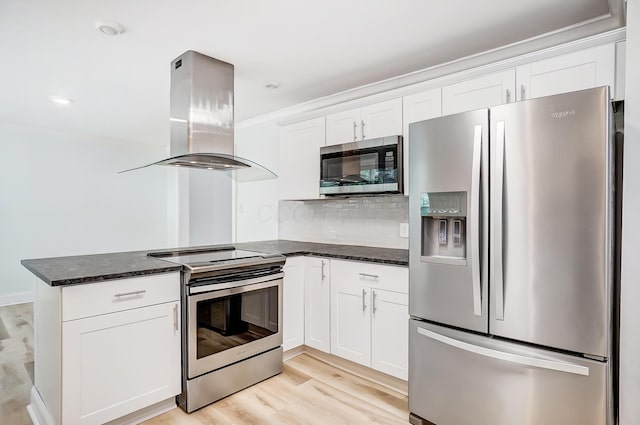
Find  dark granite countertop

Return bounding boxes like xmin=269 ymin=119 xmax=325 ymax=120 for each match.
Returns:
xmin=236 ymin=240 xmax=408 ymax=266
xmin=21 ymin=251 xmax=183 ymax=286
xmin=22 ymin=240 xmax=408 ymax=287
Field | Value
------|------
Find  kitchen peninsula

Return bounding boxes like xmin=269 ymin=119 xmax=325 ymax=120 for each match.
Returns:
xmin=21 ymin=240 xmax=408 ymax=425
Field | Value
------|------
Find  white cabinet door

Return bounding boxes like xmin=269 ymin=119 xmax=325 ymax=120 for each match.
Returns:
xmin=326 ymin=108 xmax=362 ymax=145
xmin=516 ymin=44 xmax=615 ymax=101
xmin=402 ymin=88 xmax=442 ymax=194
xmin=330 ymin=262 xmax=371 ymax=366
xmin=371 ymin=289 xmax=409 ymax=380
xmin=360 ymin=98 xmax=403 ymax=140
xmin=305 ymin=257 xmax=331 ymax=352
xmin=442 ymin=70 xmax=516 ymax=115
xmin=279 ymin=117 xmax=325 ymax=200
xmin=326 ymin=99 xmax=402 ymax=146
xmin=283 ymin=257 xmax=305 ymax=351
xmin=62 ymin=301 xmax=181 ymax=425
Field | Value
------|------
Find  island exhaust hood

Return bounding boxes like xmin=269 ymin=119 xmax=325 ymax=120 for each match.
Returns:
xmin=120 ymin=50 xmax=276 ymax=181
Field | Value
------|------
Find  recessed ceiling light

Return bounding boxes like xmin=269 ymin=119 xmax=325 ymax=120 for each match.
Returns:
xmin=264 ymin=81 xmax=280 ymax=90
xmin=94 ymin=21 xmax=125 ymax=36
xmin=50 ymin=96 xmax=72 ymax=105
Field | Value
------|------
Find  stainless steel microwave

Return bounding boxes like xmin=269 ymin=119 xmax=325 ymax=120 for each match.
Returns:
xmin=319 ymin=135 xmax=403 ymax=195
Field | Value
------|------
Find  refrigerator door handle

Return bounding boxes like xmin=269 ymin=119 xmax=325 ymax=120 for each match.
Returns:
xmin=470 ymin=125 xmax=482 ymax=316
xmin=494 ymin=121 xmax=505 ymax=321
xmin=416 ymin=326 xmax=589 ymax=376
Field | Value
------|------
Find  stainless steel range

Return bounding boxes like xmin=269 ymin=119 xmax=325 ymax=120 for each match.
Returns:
xmin=149 ymin=246 xmax=286 ymax=413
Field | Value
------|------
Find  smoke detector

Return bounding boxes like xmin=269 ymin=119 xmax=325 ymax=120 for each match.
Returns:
xmin=265 ymin=80 xmax=280 ymax=90
xmin=95 ymin=21 xmax=125 ymax=36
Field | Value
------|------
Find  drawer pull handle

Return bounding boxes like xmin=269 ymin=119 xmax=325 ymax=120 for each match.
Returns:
xmin=173 ymin=304 xmax=179 ymax=332
xmin=359 ymin=273 xmax=379 ymax=279
xmin=114 ymin=290 xmax=147 ymax=298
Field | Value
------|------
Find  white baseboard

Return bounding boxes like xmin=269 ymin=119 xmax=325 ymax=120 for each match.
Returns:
xmin=28 ymin=387 xmax=55 ymax=425
xmin=103 ymin=398 xmax=176 ymax=425
xmin=0 ymin=291 xmax=35 ymax=307
xmin=28 ymin=385 xmax=176 ymax=425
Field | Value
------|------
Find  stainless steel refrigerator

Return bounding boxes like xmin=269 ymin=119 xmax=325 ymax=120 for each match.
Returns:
xmin=408 ymin=86 xmax=616 ymax=425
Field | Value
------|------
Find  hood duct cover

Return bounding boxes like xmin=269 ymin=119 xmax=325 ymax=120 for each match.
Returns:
xmin=120 ymin=51 xmax=276 ymax=182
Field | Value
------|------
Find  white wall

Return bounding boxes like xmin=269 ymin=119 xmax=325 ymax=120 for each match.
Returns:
xmin=234 ymin=121 xmax=280 ymax=242
xmin=0 ymin=122 xmax=175 ymax=305
xmin=619 ymin=0 xmax=640 ymax=423
xmin=279 ymin=197 xmax=408 ymax=249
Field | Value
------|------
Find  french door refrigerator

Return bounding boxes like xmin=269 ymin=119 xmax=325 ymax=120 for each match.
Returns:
xmin=408 ymin=86 xmax=615 ymax=425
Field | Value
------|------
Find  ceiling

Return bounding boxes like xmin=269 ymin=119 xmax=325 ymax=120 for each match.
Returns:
xmin=0 ymin=0 xmax=624 ymax=147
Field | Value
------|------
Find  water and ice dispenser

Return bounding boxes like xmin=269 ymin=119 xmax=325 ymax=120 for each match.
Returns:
xmin=420 ymin=191 xmax=467 ymax=265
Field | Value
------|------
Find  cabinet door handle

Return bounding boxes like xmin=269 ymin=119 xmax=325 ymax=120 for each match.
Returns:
xmin=361 ymin=120 xmax=366 ymax=139
xmin=359 ymin=272 xmax=379 ymax=279
xmin=362 ymin=289 xmax=367 ymax=312
xmin=353 ymin=121 xmax=357 ymax=141
xmin=506 ymin=88 xmax=511 ymax=103
xmin=173 ymin=304 xmax=179 ymax=332
xmin=372 ymin=290 xmax=377 ymax=314
xmin=321 ymin=260 xmax=326 ymax=280
xmin=520 ymin=84 xmax=526 ymax=100
xmin=114 ymin=290 xmax=146 ymax=298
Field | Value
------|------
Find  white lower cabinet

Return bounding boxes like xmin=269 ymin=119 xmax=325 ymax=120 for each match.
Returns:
xmin=62 ymin=301 xmax=181 ymax=425
xmin=33 ymin=272 xmax=182 ymax=425
xmin=331 ymin=269 xmax=372 ymax=365
xmin=371 ymin=289 xmax=409 ymax=380
xmin=283 ymin=256 xmax=306 ymax=351
xmin=330 ymin=259 xmax=409 ymax=380
xmin=304 ymin=257 xmax=331 ymax=352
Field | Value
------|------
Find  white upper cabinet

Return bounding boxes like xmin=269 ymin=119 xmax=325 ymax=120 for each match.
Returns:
xmin=402 ymin=88 xmax=443 ymax=194
xmin=360 ymin=99 xmax=403 ymax=141
xmin=326 ymin=108 xmax=363 ymax=145
xmin=279 ymin=117 xmax=326 ymax=200
xmin=442 ymin=70 xmax=516 ymax=116
xmin=516 ymin=44 xmax=615 ymax=101
xmin=326 ymin=98 xmax=402 ymax=146
xmin=283 ymin=257 xmax=306 ymax=351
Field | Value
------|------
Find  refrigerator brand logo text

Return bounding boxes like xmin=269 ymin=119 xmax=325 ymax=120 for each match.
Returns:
xmin=551 ymin=110 xmax=576 ymax=119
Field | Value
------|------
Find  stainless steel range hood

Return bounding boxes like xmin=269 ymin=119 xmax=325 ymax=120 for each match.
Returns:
xmin=120 ymin=50 xmax=276 ymax=182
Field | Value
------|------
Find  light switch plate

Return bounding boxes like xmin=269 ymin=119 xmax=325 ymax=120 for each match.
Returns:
xmin=399 ymin=222 xmax=409 ymax=238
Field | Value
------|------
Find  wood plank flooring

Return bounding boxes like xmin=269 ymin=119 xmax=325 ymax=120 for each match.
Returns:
xmin=0 ymin=302 xmax=34 ymax=425
xmin=0 ymin=302 xmax=410 ymax=425
xmin=143 ymin=353 xmax=410 ymax=425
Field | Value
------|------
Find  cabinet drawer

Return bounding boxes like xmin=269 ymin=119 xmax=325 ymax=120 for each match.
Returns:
xmin=331 ymin=259 xmax=408 ymax=293
xmin=62 ymin=272 xmax=180 ymax=321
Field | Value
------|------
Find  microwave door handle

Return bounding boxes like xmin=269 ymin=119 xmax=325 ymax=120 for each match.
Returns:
xmin=470 ymin=125 xmax=482 ymax=316
xmin=494 ymin=121 xmax=505 ymax=321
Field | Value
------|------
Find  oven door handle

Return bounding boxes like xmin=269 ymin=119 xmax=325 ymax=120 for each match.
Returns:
xmin=188 ymin=272 xmax=284 ymax=295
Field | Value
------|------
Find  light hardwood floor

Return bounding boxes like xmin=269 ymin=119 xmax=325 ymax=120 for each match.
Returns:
xmin=0 ymin=302 xmax=34 ymax=425
xmin=143 ymin=353 xmax=410 ymax=425
xmin=0 ymin=302 xmax=409 ymax=425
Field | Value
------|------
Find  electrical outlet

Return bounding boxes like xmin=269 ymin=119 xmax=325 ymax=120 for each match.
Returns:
xmin=399 ymin=222 xmax=409 ymax=238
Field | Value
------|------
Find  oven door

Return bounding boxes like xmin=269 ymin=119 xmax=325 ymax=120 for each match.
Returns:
xmin=320 ymin=135 xmax=403 ymax=195
xmin=187 ymin=275 xmax=283 ymax=379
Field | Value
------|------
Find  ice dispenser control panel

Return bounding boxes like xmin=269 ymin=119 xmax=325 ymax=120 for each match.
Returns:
xmin=421 ymin=192 xmax=467 ymax=265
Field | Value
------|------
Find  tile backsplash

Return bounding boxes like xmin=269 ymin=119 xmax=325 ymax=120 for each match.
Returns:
xmin=278 ymin=196 xmax=408 ymax=249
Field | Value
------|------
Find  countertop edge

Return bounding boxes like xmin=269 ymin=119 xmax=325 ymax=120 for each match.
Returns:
xmin=22 ymin=241 xmax=408 ymax=287
xmin=279 ymin=251 xmax=408 ymax=266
